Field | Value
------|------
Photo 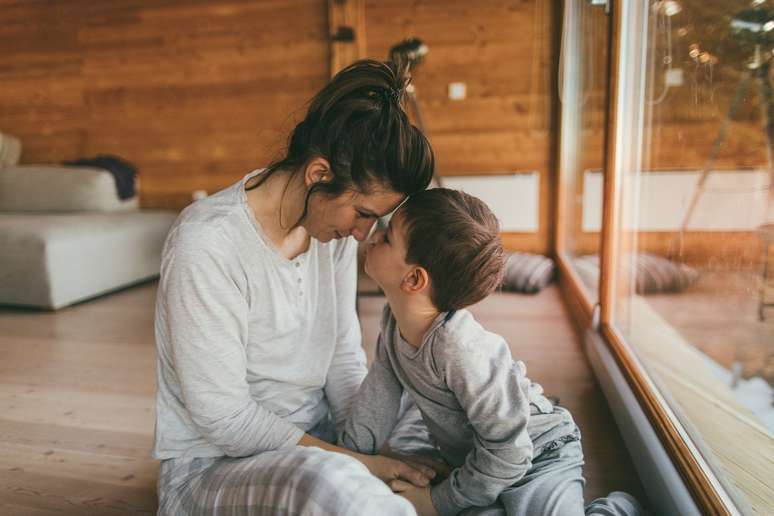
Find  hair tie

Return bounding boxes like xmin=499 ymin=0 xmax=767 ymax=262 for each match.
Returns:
xmin=379 ymin=87 xmax=401 ymax=106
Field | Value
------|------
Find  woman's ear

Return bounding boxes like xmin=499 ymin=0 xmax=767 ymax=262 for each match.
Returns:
xmin=304 ymin=157 xmax=332 ymax=187
xmin=401 ymin=266 xmax=430 ymax=294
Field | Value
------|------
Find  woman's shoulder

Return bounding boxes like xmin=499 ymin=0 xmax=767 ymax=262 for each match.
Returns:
xmin=165 ymin=212 xmax=241 ymax=266
xmin=166 ymin=177 xmax=251 ymax=253
xmin=177 ymin=180 xmax=243 ymax=226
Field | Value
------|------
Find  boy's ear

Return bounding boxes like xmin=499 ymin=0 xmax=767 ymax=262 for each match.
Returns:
xmin=304 ymin=157 xmax=333 ymax=187
xmin=401 ymin=266 xmax=430 ymax=294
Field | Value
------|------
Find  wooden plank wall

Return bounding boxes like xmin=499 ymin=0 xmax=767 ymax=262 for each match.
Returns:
xmin=365 ymin=0 xmax=556 ymax=254
xmin=1 ymin=0 xmax=330 ymax=209
xmin=0 ymin=0 xmax=558 ymax=254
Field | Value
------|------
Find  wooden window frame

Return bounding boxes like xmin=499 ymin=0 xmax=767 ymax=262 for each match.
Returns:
xmin=554 ymin=1 xmax=741 ymax=514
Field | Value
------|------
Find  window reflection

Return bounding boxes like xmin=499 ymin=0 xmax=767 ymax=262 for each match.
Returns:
xmin=613 ymin=1 xmax=774 ymax=512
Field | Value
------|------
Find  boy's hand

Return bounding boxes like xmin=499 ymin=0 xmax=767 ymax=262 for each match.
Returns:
xmin=298 ymin=433 xmax=433 ymax=488
xmin=389 ymin=480 xmax=439 ymax=516
xmin=358 ymin=454 xmax=436 ymax=488
xmin=382 ymin=452 xmax=451 ymax=483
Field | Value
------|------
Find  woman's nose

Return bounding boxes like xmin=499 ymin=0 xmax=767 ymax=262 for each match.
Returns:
xmin=352 ymin=218 xmax=377 ymax=242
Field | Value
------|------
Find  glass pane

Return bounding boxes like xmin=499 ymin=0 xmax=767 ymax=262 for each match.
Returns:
xmin=558 ymin=0 xmax=610 ymax=300
xmin=613 ymin=1 xmax=774 ymax=512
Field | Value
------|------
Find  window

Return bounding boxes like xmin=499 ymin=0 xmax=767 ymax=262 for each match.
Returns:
xmin=557 ymin=0 xmax=611 ymax=305
xmin=607 ymin=1 xmax=774 ymax=513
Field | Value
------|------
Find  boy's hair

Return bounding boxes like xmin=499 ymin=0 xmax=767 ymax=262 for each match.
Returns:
xmin=399 ymin=188 xmax=505 ymax=312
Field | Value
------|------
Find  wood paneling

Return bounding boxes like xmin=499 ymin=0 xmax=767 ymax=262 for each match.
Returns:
xmin=328 ymin=0 xmax=366 ymax=77
xmin=1 ymin=1 xmax=557 ymax=250
xmin=364 ymin=0 xmax=557 ymax=254
xmin=0 ymin=0 xmax=330 ymax=210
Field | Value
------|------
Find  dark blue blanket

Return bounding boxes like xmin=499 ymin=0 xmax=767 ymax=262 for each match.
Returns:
xmin=63 ymin=155 xmax=137 ymax=200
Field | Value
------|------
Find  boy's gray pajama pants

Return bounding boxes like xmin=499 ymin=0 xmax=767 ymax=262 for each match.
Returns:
xmin=157 ymin=402 xmax=642 ymax=516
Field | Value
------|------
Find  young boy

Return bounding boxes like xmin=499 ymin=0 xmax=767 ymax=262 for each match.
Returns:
xmin=339 ymin=189 xmax=642 ymax=516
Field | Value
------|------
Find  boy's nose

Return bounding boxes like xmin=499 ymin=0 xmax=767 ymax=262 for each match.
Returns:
xmin=367 ymin=227 xmax=385 ymax=246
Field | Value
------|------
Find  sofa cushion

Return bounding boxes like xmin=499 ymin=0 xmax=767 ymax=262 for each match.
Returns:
xmin=0 ymin=210 xmax=177 ymax=308
xmin=0 ymin=165 xmax=138 ymax=212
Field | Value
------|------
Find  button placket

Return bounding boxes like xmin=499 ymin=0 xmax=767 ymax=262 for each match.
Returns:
xmin=296 ymin=262 xmax=303 ymax=295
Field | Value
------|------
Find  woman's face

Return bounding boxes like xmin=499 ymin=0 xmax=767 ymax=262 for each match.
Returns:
xmin=304 ymin=187 xmax=405 ymax=243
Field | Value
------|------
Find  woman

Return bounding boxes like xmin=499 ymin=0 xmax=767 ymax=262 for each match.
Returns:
xmin=153 ymin=59 xmax=436 ymax=515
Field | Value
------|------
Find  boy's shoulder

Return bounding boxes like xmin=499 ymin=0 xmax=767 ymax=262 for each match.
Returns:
xmin=431 ymin=309 xmax=511 ymax=363
xmin=379 ymin=302 xmax=395 ymax=330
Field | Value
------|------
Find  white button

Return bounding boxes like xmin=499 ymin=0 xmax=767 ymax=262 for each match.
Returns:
xmin=295 ymin=262 xmax=300 ymax=268
xmin=297 ymin=278 xmax=302 ymax=283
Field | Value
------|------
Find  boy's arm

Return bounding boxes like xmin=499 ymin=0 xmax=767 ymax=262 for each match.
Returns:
xmin=338 ymin=320 xmax=404 ymax=454
xmin=430 ymin=337 xmax=534 ymax=516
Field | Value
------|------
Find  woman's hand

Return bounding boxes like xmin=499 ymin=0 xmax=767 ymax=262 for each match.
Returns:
xmin=357 ymin=453 xmax=436 ymax=487
xmin=297 ymin=433 xmax=434 ymax=487
xmin=389 ymin=480 xmax=439 ymax=516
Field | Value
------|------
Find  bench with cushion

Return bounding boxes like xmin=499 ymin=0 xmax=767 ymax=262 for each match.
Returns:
xmin=0 ymin=163 xmax=176 ymax=309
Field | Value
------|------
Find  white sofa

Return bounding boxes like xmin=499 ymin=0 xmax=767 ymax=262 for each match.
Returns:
xmin=0 ymin=150 xmax=177 ymax=309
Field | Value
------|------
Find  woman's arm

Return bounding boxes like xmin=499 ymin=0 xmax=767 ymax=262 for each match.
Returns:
xmin=161 ymin=225 xmax=303 ymax=456
xmin=324 ymin=237 xmax=368 ymax=431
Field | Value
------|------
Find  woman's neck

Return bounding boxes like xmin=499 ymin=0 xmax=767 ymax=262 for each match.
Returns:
xmin=246 ymin=168 xmax=310 ymax=256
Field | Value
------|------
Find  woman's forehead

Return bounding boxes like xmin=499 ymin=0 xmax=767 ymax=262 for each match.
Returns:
xmin=354 ymin=189 xmax=406 ymax=216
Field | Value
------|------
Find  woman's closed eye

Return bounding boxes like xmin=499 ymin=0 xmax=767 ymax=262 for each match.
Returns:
xmin=356 ymin=210 xmax=376 ymax=220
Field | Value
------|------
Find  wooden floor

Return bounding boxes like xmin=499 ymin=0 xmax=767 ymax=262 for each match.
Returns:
xmin=0 ymin=282 xmax=645 ymax=515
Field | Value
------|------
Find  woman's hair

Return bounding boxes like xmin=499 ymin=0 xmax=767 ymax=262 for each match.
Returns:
xmin=249 ymin=59 xmax=435 ymax=222
xmin=399 ymin=188 xmax=505 ymax=312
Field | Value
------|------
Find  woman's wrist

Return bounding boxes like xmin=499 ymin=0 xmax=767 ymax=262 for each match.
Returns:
xmin=297 ymin=432 xmax=360 ymax=460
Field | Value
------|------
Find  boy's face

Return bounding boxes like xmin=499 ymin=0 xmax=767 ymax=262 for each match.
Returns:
xmin=363 ymin=209 xmax=412 ymax=290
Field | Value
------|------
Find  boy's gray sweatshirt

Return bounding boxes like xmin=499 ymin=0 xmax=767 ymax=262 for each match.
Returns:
xmin=339 ymin=304 xmax=578 ymax=516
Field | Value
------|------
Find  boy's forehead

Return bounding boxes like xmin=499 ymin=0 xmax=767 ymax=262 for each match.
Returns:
xmin=388 ymin=209 xmax=406 ymax=233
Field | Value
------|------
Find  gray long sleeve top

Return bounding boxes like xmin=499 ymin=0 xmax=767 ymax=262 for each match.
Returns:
xmin=153 ymin=170 xmax=367 ymax=460
xmin=340 ymin=304 xmax=575 ymax=516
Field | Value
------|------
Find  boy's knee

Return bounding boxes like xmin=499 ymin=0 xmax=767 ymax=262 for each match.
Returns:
xmin=585 ymin=491 xmax=644 ymax=516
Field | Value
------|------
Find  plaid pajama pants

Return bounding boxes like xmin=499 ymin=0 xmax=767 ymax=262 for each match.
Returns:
xmin=157 ymin=398 xmax=431 ymax=516
xmin=157 ymin=400 xmax=642 ymax=516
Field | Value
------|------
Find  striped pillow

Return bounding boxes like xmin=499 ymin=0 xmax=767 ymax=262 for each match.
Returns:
xmin=501 ymin=252 xmax=556 ymax=294
xmin=575 ymin=253 xmax=699 ymax=294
